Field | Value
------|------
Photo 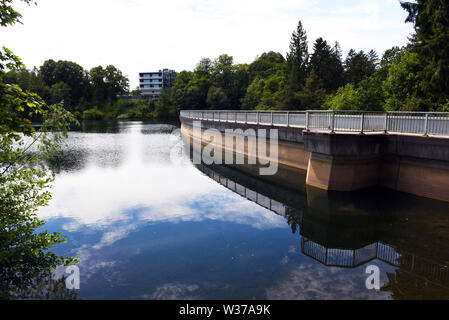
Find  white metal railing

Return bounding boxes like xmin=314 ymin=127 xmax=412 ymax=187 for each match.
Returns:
xmin=180 ymin=110 xmax=449 ymax=136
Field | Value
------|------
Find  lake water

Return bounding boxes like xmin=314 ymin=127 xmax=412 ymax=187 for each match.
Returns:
xmin=37 ymin=121 xmax=449 ymax=299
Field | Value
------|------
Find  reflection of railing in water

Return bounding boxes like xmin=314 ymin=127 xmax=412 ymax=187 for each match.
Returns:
xmin=197 ymin=163 xmax=449 ymax=289
xmin=198 ymin=164 xmax=288 ymax=217
xmin=301 ymin=238 xmax=379 ymax=268
xmin=303 ymin=238 xmax=449 ymax=288
xmin=377 ymin=243 xmax=449 ymax=286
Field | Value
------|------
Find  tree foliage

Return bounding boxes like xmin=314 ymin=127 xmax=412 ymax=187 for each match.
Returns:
xmin=1 ymin=0 xmax=78 ymax=299
xmin=401 ymin=0 xmax=449 ymax=106
xmin=4 ymin=60 xmax=129 ymax=115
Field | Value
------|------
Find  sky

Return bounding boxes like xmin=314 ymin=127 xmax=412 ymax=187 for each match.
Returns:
xmin=2 ymin=0 xmax=414 ymax=89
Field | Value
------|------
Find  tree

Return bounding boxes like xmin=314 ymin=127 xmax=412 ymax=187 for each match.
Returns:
xmin=195 ymin=58 xmax=213 ymax=78
xmin=89 ymin=65 xmax=129 ymax=106
xmin=309 ymin=37 xmax=344 ymax=93
xmin=296 ymin=70 xmax=326 ymax=110
xmin=206 ymin=86 xmax=229 ymax=109
xmin=170 ymin=71 xmax=194 ymax=110
xmin=227 ymin=63 xmax=249 ymax=109
xmin=284 ymin=21 xmax=309 ymax=109
xmin=40 ymin=60 xmax=90 ymax=109
xmin=258 ymin=71 xmax=285 ymax=110
xmin=241 ymin=77 xmax=265 ymax=110
xmin=249 ymin=51 xmax=285 ymax=82
xmin=154 ymin=88 xmax=175 ymax=118
xmin=286 ymin=20 xmax=309 ymax=90
xmin=49 ymin=81 xmax=71 ymax=104
xmin=324 ymin=83 xmax=360 ymax=110
xmin=401 ymin=0 xmax=449 ymax=106
xmin=3 ymin=67 xmax=51 ymax=103
xmin=211 ymin=54 xmax=234 ymax=90
xmin=344 ymin=49 xmax=377 ymax=87
xmin=383 ymin=49 xmax=426 ymax=111
xmin=0 ymin=0 xmax=34 ymax=27
xmin=0 ymin=0 xmax=78 ymax=299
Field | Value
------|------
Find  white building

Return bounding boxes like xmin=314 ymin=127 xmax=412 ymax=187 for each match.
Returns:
xmin=139 ymin=69 xmax=176 ymax=99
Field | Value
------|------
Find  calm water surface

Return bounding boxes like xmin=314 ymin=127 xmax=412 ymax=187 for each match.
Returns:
xmin=38 ymin=121 xmax=449 ymax=299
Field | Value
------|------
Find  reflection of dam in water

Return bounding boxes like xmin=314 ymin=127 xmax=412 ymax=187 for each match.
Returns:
xmin=194 ymin=163 xmax=449 ymax=291
xmin=198 ymin=164 xmax=292 ymax=217
xmin=302 ymin=238 xmax=449 ymax=288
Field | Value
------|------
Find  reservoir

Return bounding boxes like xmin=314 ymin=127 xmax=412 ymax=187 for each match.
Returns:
xmin=38 ymin=121 xmax=449 ymax=299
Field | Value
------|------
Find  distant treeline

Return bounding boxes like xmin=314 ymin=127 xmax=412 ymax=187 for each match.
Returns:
xmin=3 ymin=0 xmax=448 ymax=119
xmin=1 ymin=59 xmax=141 ymax=119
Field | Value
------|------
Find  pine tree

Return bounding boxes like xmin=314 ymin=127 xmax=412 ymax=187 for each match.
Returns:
xmin=401 ymin=0 xmax=449 ymax=105
xmin=344 ymin=50 xmax=377 ymax=87
xmin=309 ymin=38 xmax=343 ymax=93
xmin=285 ymin=20 xmax=309 ymax=92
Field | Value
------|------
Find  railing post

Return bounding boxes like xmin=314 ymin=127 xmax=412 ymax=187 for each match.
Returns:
xmin=360 ymin=112 xmax=365 ymax=134
xmin=287 ymin=112 xmax=290 ymax=127
xmin=424 ymin=113 xmax=429 ymax=136
xmin=235 ymin=112 xmax=237 ymax=124
xmin=306 ymin=111 xmax=310 ymax=130
xmin=257 ymin=111 xmax=260 ymax=125
xmin=384 ymin=112 xmax=388 ymax=133
xmin=330 ymin=111 xmax=335 ymax=133
xmin=245 ymin=112 xmax=247 ymax=124
xmin=271 ymin=112 xmax=273 ymax=126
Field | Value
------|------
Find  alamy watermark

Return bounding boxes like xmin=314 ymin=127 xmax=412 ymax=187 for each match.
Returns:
xmin=52 ymin=265 xmax=80 ymax=290
xmin=171 ymin=121 xmax=279 ymax=175
xmin=365 ymin=265 xmax=380 ymax=290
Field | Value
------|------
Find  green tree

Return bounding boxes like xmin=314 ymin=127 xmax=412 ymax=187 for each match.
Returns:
xmin=248 ymin=52 xmax=285 ymax=81
xmin=286 ymin=21 xmax=309 ymax=91
xmin=40 ymin=60 xmax=90 ymax=110
xmin=383 ymin=49 xmax=425 ymax=111
xmin=3 ymin=67 xmax=51 ymax=104
xmin=49 ymin=81 xmax=71 ymax=105
xmin=1 ymin=0 xmax=78 ymax=299
xmin=154 ymin=88 xmax=176 ymax=118
xmin=194 ymin=58 xmax=213 ymax=78
xmin=170 ymin=71 xmax=194 ymax=110
xmin=89 ymin=65 xmax=129 ymax=106
xmin=324 ymin=83 xmax=360 ymax=110
xmin=241 ymin=77 xmax=265 ymax=110
xmin=284 ymin=21 xmax=309 ymax=109
xmin=258 ymin=71 xmax=285 ymax=110
xmin=309 ymin=37 xmax=344 ymax=93
xmin=401 ymin=0 xmax=449 ymax=106
xmin=344 ymin=49 xmax=378 ymax=87
xmin=206 ymin=86 xmax=229 ymax=109
xmin=296 ymin=70 xmax=327 ymax=110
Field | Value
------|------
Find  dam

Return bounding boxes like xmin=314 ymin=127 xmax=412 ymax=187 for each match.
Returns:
xmin=180 ymin=110 xmax=449 ymax=202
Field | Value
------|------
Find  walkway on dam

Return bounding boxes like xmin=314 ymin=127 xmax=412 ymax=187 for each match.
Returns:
xmin=180 ymin=110 xmax=449 ymax=137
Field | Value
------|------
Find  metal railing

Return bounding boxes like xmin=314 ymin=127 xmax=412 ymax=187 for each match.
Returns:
xmin=180 ymin=110 xmax=449 ymax=136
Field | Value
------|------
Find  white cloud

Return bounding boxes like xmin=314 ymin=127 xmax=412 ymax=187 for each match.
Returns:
xmin=38 ymin=123 xmax=286 ymax=233
xmin=265 ymin=261 xmax=393 ymax=300
xmin=3 ymin=0 xmax=413 ymax=89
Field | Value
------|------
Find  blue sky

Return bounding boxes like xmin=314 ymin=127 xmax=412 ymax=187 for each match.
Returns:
xmin=3 ymin=0 xmax=414 ymax=89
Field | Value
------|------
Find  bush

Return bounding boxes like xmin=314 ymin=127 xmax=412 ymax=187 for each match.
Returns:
xmin=324 ymin=84 xmax=359 ymax=110
xmin=82 ymin=107 xmax=105 ymax=120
